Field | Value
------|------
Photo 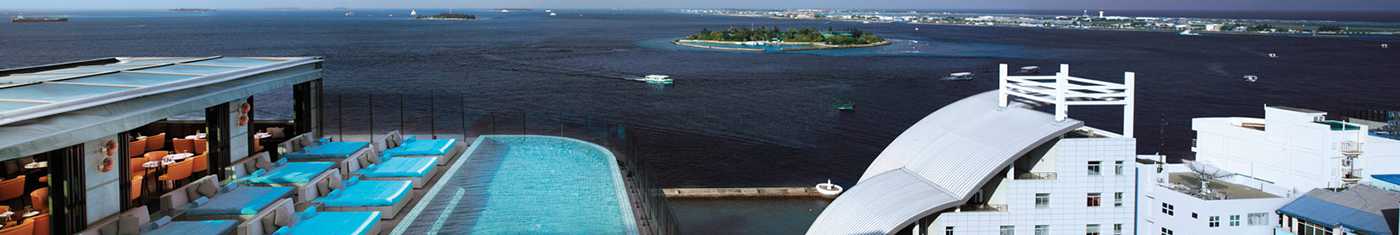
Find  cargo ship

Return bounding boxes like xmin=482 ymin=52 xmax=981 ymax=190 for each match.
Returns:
xmin=11 ymin=16 xmax=68 ymax=23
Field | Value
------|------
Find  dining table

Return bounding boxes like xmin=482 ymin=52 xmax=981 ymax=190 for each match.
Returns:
xmin=140 ymin=153 xmax=193 ymax=204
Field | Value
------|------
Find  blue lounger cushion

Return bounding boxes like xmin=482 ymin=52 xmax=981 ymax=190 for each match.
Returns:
xmin=241 ymin=162 xmax=335 ymax=185
xmin=184 ymin=186 xmax=294 ymax=216
xmin=317 ymin=179 xmax=412 ymax=207
xmin=283 ymin=142 xmax=369 ymax=160
xmin=277 ymin=210 xmax=380 ymax=235
xmin=383 ymin=137 xmax=455 ymax=157
xmin=360 ymin=157 xmax=437 ymax=178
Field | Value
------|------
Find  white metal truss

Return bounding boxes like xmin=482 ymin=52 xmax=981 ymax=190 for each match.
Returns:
xmin=998 ymin=64 xmax=1136 ymax=137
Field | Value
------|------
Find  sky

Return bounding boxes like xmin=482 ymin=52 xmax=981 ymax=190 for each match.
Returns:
xmin=5 ymin=0 xmax=1400 ymax=11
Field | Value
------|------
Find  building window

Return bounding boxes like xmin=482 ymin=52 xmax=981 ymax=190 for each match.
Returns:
xmin=1296 ymin=219 xmax=1332 ymax=235
xmin=1036 ymin=193 xmax=1051 ymax=208
xmin=1088 ymin=161 xmax=1102 ymax=175
xmin=1087 ymin=193 xmax=1102 ymax=207
xmin=1247 ymin=213 xmax=1267 ymax=226
xmin=1114 ymin=161 xmax=1124 ymax=175
xmin=946 ymin=226 xmax=954 ymax=235
xmin=1113 ymin=224 xmax=1122 ymax=235
xmin=1160 ymin=227 xmax=1173 ymax=235
xmin=1113 ymin=192 xmax=1123 ymax=207
xmin=1035 ymin=225 xmax=1050 ymax=235
xmin=1161 ymin=203 xmax=1174 ymax=216
xmin=1229 ymin=215 xmax=1240 ymax=226
xmin=1001 ymin=225 xmax=1015 ymax=235
xmin=1191 ymin=212 xmax=1198 ymax=219
xmin=1086 ymin=224 xmax=1100 ymax=235
xmin=1208 ymin=216 xmax=1220 ymax=227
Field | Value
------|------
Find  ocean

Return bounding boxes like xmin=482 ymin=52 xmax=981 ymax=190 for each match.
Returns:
xmin=2 ymin=9 xmax=1398 ymax=189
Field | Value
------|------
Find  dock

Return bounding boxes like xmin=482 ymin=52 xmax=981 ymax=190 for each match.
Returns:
xmin=663 ymin=187 xmax=826 ymax=199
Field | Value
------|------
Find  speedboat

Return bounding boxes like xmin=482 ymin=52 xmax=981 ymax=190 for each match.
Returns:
xmin=1244 ymin=75 xmax=1259 ymax=82
xmin=1019 ymin=66 xmax=1040 ymax=74
xmin=550 ymin=12 xmax=557 ymax=16
xmin=1267 ymin=53 xmax=1278 ymax=58
xmin=410 ymin=9 xmax=417 ymax=17
xmin=640 ymin=74 xmax=673 ymax=85
xmin=943 ymin=72 xmax=974 ymax=81
xmin=1179 ymin=29 xmax=1200 ymax=36
xmin=1384 ymin=43 xmax=1391 ymax=49
xmin=816 ymin=179 xmax=843 ymax=198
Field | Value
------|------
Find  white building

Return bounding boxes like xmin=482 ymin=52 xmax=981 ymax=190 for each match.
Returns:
xmin=807 ymin=64 xmax=1138 ymax=235
xmin=1135 ymin=160 xmax=1293 ymax=235
xmin=1191 ymin=106 xmax=1400 ymax=193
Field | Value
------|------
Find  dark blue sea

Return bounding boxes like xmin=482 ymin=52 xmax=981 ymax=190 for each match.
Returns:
xmin=2 ymin=9 xmax=1399 ymax=190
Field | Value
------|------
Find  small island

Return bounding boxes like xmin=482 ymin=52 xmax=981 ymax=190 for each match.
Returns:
xmin=674 ymin=27 xmax=891 ymax=52
xmin=417 ymin=13 xmax=476 ymax=21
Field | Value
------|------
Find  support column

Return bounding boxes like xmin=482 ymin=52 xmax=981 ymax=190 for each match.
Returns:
xmin=293 ymin=79 xmax=323 ymax=138
xmin=998 ymin=64 xmax=1009 ymax=107
xmin=1123 ymin=72 xmax=1136 ymax=138
xmin=48 ymin=145 xmax=86 ymax=234
xmin=206 ymin=103 xmax=231 ymax=179
xmin=1054 ymin=64 xmax=1069 ymax=121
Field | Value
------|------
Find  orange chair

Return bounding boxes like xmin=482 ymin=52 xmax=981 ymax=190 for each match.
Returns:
xmin=0 ymin=176 xmax=25 ymax=204
xmin=127 ymin=139 xmax=148 ymax=158
xmin=29 ymin=187 xmax=46 ymax=213
xmin=194 ymin=139 xmax=208 ymax=155
xmin=130 ymin=175 xmax=144 ymax=204
xmin=25 ymin=213 xmax=48 ymax=235
xmin=130 ymin=157 xmax=148 ymax=177
xmin=0 ymin=218 xmax=32 ymax=235
xmin=144 ymin=151 xmax=169 ymax=163
xmin=159 ymin=160 xmax=193 ymax=189
xmin=172 ymin=139 xmax=194 ymax=154
xmin=146 ymin=133 xmax=167 ymax=152
xmin=191 ymin=153 xmax=209 ymax=174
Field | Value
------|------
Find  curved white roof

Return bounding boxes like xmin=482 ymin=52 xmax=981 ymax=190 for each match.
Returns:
xmin=807 ymin=90 xmax=1082 ymax=235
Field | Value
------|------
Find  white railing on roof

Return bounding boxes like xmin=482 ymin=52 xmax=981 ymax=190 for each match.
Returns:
xmin=998 ymin=64 xmax=1136 ymax=138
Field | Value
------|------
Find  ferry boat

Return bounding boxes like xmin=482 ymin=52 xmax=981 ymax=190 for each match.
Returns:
xmin=417 ymin=13 xmax=476 ymax=20
xmin=639 ymin=74 xmax=673 ymax=84
xmin=943 ymin=72 xmax=974 ymax=81
xmin=11 ymin=16 xmax=68 ymax=23
xmin=1179 ymin=29 xmax=1200 ymax=36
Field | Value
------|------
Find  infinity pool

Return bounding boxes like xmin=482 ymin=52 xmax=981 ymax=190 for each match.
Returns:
xmin=395 ymin=135 xmax=637 ymax=234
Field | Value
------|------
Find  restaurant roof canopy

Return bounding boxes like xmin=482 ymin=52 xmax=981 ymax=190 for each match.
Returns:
xmin=0 ymin=56 xmax=323 ymax=160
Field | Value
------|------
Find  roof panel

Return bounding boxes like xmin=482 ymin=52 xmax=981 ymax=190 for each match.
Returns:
xmin=136 ymin=64 xmax=243 ymax=75
xmin=0 ymin=102 xmax=37 ymax=112
xmin=0 ymin=83 xmax=131 ymax=102
xmin=186 ymin=57 xmax=284 ymax=68
xmin=63 ymin=72 xmax=195 ymax=87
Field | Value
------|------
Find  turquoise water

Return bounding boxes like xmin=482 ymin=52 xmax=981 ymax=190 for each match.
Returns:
xmin=456 ymin=135 xmax=636 ymax=234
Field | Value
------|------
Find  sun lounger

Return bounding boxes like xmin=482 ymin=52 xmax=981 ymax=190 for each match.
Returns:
xmin=355 ymin=153 xmax=439 ymax=189
xmin=279 ymin=133 xmax=374 ymax=179
xmin=160 ymin=175 xmax=296 ymax=235
xmin=314 ymin=177 xmax=413 ymax=220
xmin=231 ymin=152 xmax=340 ymax=208
xmin=376 ymin=131 xmax=466 ymax=166
xmin=272 ymin=207 xmax=381 ymax=235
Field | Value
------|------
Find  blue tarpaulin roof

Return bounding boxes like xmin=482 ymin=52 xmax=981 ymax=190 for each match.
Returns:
xmin=1374 ymin=174 xmax=1400 ymax=185
xmin=1277 ymin=185 xmax=1398 ymax=235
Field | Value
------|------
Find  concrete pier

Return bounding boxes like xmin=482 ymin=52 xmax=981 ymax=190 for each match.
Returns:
xmin=663 ymin=187 xmax=826 ymax=199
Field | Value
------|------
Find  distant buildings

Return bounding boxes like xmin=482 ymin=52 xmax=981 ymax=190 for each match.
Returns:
xmin=1276 ymin=184 xmax=1400 ymax=235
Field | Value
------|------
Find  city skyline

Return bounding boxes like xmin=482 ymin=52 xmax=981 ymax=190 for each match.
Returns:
xmin=4 ymin=0 xmax=1400 ymax=11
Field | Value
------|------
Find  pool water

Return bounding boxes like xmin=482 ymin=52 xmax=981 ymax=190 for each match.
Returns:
xmin=670 ymin=198 xmax=829 ymax=234
xmin=395 ymin=135 xmax=637 ymax=234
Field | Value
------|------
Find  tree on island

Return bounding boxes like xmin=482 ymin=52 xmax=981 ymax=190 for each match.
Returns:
xmin=685 ymin=26 xmax=885 ymax=45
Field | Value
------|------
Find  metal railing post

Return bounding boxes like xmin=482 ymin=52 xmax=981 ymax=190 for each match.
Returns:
xmin=368 ymin=95 xmax=375 ymax=140
xmin=337 ymin=94 xmax=344 ymax=141
xmin=430 ymin=90 xmax=437 ymax=139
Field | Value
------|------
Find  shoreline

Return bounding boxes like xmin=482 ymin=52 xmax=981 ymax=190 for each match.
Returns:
xmin=671 ymin=39 xmax=893 ymax=52
xmin=712 ymin=13 xmax=1395 ymax=38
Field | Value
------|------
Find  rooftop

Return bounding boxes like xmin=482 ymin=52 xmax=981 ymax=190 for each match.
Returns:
xmin=1164 ymin=172 xmax=1280 ymax=200
xmin=1278 ymin=185 xmax=1400 ymax=235
xmin=0 ymin=57 xmax=314 ymax=126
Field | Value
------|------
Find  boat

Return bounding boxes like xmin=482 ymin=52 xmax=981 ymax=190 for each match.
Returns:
xmin=815 ymin=179 xmax=843 ymax=198
xmin=1244 ymin=75 xmax=1259 ymax=82
xmin=344 ymin=11 xmax=354 ymax=16
xmin=638 ymin=75 xmax=673 ymax=85
xmin=410 ymin=9 xmax=417 ymax=17
xmin=1384 ymin=43 xmax=1391 ymax=49
xmin=545 ymin=9 xmax=553 ymax=13
xmin=1018 ymin=66 xmax=1041 ymax=74
xmin=549 ymin=12 xmax=557 ymax=16
xmin=11 ymin=16 xmax=68 ymax=23
xmin=169 ymin=8 xmax=215 ymax=12
xmin=1179 ymin=29 xmax=1200 ymax=36
xmin=943 ymin=72 xmax=974 ymax=81
xmin=833 ymin=99 xmax=855 ymax=112
xmin=1267 ymin=53 xmax=1278 ymax=58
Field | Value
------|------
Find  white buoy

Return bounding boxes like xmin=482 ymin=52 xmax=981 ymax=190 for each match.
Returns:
xmin=815 ymin=179 xmax=843 ymax=198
